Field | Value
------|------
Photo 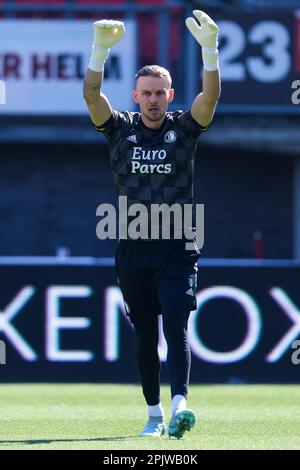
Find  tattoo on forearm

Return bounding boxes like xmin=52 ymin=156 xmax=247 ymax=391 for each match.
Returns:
xmin=83 ymin=81 xmax=102 ymax=93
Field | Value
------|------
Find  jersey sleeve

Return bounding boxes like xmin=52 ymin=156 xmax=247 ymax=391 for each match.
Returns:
xmin=92 ymin=110 xmax=132 ymax=142
xmin=175 ymin=110 xmax=209 ymax=139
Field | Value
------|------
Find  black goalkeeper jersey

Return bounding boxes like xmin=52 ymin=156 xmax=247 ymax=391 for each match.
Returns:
xmin=94 ymin=109 xmax=208 ymax=239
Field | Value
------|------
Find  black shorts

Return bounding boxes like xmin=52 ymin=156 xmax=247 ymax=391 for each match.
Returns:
xmin=115 ymin=238 xmax=200 ymax=320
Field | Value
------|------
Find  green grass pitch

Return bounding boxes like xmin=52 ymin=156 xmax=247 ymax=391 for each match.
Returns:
xmin=0 ymin=384 xmax=299 ymax=450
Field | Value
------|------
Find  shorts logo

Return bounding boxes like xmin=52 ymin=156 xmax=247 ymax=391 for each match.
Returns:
xmin=188 ymin=274 xmax=195 ymax=288
xmin=164 ymin=131 xmax=177 ymax=143
xmin=186 ymin=275 xmax=195 ymax=296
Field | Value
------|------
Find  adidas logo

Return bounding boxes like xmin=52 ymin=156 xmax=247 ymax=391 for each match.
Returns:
xmin=186 ymin=288 xmax=194 ymax=296
xmin=127 ymin=135 xmax=137 ymax=143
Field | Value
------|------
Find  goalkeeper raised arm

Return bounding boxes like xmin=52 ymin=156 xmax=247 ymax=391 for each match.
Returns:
xmin=186 ymin=10 xmax=221 ymax=127
xmin=83 ymin=12 xmax=220 ymax=440
xmin=83 ymin=19 xmax=125 ymax=126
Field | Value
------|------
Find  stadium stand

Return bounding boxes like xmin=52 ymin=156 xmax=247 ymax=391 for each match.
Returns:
xmin=13 ymin=0 xmax=65 ymax=19
xmin=0 ymin=0 xmax=299 ymax=258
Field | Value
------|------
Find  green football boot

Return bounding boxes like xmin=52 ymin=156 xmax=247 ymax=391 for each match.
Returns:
xmin=168 ymin=409 xmax=196 ymax=439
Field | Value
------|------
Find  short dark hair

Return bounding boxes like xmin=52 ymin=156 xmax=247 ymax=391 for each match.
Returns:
xmin=135 ymin=65 xmax=172 ymax=86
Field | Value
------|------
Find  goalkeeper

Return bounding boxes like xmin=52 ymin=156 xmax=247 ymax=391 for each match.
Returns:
xmin=83 ymin=11 xmax=221 ymax=439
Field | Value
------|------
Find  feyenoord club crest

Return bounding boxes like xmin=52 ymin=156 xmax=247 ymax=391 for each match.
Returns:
xmin=164 ymin=130 xmax=177 ymax=143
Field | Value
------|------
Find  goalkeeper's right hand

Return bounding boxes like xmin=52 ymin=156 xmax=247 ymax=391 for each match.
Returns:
xmin=88 ymin=19 xmax=125 ymax=72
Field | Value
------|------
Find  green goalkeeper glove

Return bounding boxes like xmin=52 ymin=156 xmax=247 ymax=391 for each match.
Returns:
xmin=186 ymin=10 xmax=219 ymax=72
xmin=88 ymin=19 xmax=125 ymax=72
